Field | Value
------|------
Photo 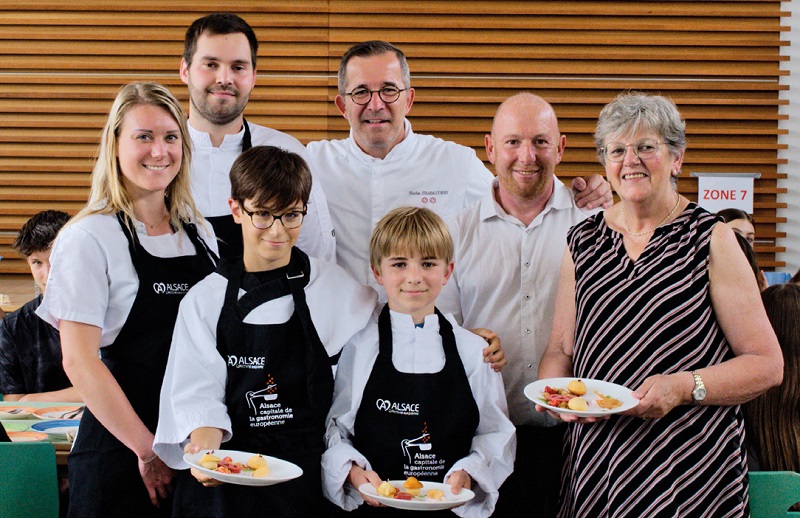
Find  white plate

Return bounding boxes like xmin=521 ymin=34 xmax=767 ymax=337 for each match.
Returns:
xmin=525 ymin=377 xmax=639 ymax=417
xmin=183 ymin=449 xmax=303 ymax=487
xmin=30 ymin=420 xmax=79 ymax=440
xmin=0 ymin=406 xmax=36 ymax=419
xmin=32 ymin=406 xmax=84 ymax=420
xmin=8 ymin=431 xmax=48 ymax=442
xmin=358 ymin=481 xmax=475 ymax=511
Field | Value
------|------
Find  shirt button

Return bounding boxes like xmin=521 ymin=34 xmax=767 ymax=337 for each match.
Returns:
xmin=524 ymin=294 xmax=531 ymax=300
xmin=525 ymin=328 xmax=531 ymax=334
xmin=527 ymin=364 xmax=533 ymax=370
xmin=524 ymin=261 xmax=530 ymax=267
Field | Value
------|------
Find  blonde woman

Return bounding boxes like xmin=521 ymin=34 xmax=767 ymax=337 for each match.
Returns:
xmin=38 ymin=82 xmax=218 ymax=517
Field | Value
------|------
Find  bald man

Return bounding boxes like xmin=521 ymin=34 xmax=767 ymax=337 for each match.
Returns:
xmin=438 ymin=93 xmax=598 ymax=517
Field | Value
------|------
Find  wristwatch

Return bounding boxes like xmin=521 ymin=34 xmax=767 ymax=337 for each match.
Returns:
xmin=691 ymin=370 xmax=706 ymax=404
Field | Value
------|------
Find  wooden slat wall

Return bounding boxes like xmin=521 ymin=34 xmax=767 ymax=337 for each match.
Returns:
xmin=0 ymin=0 xmax=788 ymax=275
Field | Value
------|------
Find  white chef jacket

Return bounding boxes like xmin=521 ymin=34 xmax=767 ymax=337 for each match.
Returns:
xmin=306 ymin=120 xmax=493 ymax=297
xmin=37 ymin=213 xmax=218 ymax=345
xmin=153 ymin=257 xmax=377 ymax=469
xmin=322 ymin=308 xmax=515 ymax=518
xmin=438 ymin=178 xmax=595 ymax=426
xmin=189 ymin=121 xmax=336 ymax=262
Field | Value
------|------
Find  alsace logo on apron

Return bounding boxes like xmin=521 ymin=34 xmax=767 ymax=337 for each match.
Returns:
xmin=400 ymin=422 xmax=447 ymax=478
xmin=246 ymin=374 xmax=295 ymax=428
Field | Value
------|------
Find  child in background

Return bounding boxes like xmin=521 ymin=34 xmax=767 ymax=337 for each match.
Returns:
xmin=154 ymin=146 xmax=376 ymax=517
xmin=322 ymin=207 xmax=515 ymax=517
xmin=0 ymin=210 xmax=78 ymax=402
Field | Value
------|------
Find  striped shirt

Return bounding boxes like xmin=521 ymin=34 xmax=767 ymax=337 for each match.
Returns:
xmin=560 ymin=203 xmax=748 ymax=518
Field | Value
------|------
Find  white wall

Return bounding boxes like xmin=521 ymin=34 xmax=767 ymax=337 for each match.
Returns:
xmin=777 ymin=3 xmax=799 ymax=275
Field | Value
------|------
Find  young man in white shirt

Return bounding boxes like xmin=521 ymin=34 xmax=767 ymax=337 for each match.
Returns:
xmin=180 ymin=13 xmax=335 ymax=261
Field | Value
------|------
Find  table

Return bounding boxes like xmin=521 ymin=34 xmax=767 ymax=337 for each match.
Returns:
xmin=1 ymin=401 xmax=84 ymax=466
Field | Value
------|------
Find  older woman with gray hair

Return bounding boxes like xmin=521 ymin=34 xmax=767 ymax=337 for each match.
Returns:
xmin=537 ymin=91 xmax=783 ymax=517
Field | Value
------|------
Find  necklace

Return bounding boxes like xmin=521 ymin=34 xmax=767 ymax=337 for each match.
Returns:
xmin=138 ymin=210 xmax=169 ymax=229
xmin=622 ymin=194 xmax=681 ymax=237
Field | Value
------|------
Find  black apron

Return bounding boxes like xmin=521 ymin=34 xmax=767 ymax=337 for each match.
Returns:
xmin=172 ymin=248 xmax=335 ymax=517
xmin=206 ymin=119 xmax=251 ymax=260
xmin=351 ymin=305 xmax=479 ymax=517
xmin=67 ymin=214 xmax=217 ymax=518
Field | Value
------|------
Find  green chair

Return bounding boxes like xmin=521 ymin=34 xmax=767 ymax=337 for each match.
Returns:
xmin=0 ymin=442 xmax=59 ymax=518
xmin=749 ymin=471 xmax=800 ymax=518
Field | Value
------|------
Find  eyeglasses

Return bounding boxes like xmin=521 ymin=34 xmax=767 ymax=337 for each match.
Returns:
xmin=603 ymin=138 xmax=663 ymax=162
xmin=345 ymin=86 xmax=407 ymax=105
xmin=240 ymin=204 xmax=307 ymax=230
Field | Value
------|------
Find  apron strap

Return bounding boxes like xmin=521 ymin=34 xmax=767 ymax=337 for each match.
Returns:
xmin=241 ymin=117 xmax=252 ymax=152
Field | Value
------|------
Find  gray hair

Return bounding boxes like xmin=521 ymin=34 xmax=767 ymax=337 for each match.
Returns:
xmin=594 ymin=92 xmax=686 ymax=166
xmin=337 ymin=40 xmax=411 ymax=94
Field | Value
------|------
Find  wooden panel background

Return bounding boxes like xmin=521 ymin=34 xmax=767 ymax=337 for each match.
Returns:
xmin=0 ymin=0 xmax=789 ymax=276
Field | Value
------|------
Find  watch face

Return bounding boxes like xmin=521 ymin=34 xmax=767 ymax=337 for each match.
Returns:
xmin=693 ymin=387 xmax=707 ymax=401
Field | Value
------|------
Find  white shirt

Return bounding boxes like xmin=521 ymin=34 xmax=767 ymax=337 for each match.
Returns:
xmin=153 ymin=258 xmax=377 ymax=469
xmin=37 ymin=213 xmax=218 ymax=345
xmin=322 ymin=308 xmax=515 ymax=518
xmin=438 ymin=178 xmax=594 ymax=426
xmin=189 ymin=121 xmax=336 ymax=262
xmin=307 ymin=120 xmax=493 ymax=296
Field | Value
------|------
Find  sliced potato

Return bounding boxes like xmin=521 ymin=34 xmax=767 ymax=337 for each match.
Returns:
xmin=252 ymin=465 xmax=271 ymax=478
xmin=567 ymin=379 xmax=587 ymax=396
xmin=377 ymin=481 xmax=397 ymax=497
xmin=199 ymin=452 xmax=221 ymax=470
xmin=427 ymin=489 xmax=444 ymax=500
xmin=568 ymin=397 xmax=589 ymax=411
xmin=247 ymin=454 xmax=268 ymax=470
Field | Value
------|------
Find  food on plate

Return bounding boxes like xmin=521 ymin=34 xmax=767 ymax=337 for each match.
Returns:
xmin=252 ymin=466 xmax=270 ymax=478
xmin=567 ymin=379 xmax=587 ymax=396
xmin=377 ymin=481 xmax=397 ymax=497
xmin=567 ymin=397 xmax=589 ymax=411
xmin=403 ymin=476 xmax=423 ymax=496
xmin=214 ymin=456 xmax=245 ymax=474
xmin=542 ymin=380 xmax=625 ymax=412
xmin=542 ymin=382 xmax=584 ymax=408
xmin=427 ymin=489 xmax=445 ymax=500
xmin=393 ymin=491 xmax=413 ymax=500
xmin=200 ymin=452 xmax=221 ymax=470
xmin=247 ymin=454 xmax=268 ymax=471
xmin=595 ymin=391 xmax=623 ymax=409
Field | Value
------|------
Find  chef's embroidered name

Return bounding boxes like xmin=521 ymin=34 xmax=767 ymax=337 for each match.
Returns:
xmin=408 ymin=190 xmax=448 ymax=196
xmin=152 ymin=282 xmax=189 ymax=295
xmin=227 ymin=355 xmax=265 ymax=369
xmin=375 ymin=398 xmax=419 ymax=415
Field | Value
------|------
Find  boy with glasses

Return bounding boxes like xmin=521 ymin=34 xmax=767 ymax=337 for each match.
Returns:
xmin=154 ymin=146 xmax=376 ymax=516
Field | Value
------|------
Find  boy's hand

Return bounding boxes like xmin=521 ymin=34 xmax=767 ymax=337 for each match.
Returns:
xmin=445 ymin=469 xmax=472 ymax=507
xmin=185 ymin=427 xmax=224 ymax=487
xmin=349 ymin=464 xmax=384 ymax=507
xmin=572 ymin=175 xmax=613 ymax=210
xmin=471 ymin=328 xmax=507 ymax=372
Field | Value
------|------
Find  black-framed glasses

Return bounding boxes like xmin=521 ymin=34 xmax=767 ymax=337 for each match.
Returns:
xmin=603 ymin=138 xmax=663 ymax=162
xmin=345 ymin=86 xmax=407 ymax=105
xmin=240 ymin=204 xmax=307 ymax=230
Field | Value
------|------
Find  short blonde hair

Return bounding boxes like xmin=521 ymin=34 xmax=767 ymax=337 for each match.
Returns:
xmin=370 ymin=207 xmax=453 ymax=271
xmin=72 ymin=82 xmax=199 ymax=231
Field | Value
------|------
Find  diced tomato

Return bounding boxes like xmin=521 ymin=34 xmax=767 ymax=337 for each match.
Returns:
xmin=544 ymin=386 xmax=558 ymax=394
xmin=394 ymin=492 xmax=413 ymax=500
